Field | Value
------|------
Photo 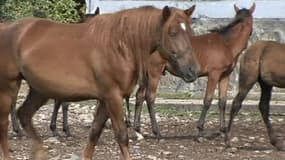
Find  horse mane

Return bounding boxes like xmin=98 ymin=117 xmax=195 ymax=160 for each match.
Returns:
xmin=88 ymin=6 xmax=162 ymax=86
xmin=209 ymin=9 xmax=251 ymax=36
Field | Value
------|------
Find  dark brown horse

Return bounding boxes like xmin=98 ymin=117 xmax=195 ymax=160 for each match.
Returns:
xmin=10 ymin=7 xmax=100 ymax=138
xmin=225 ymin=40 xmax=285 ymax=151
xmin=0 ymin=6 xmax=199 ymax=160
xmin=131 ymin=3 xmax=255 ymax=138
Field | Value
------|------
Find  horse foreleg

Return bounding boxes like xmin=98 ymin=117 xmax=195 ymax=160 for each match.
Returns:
xmin=50 ymin=100 xmax=61 ymax=137
xmin=17 ymin=89 xmax=48 ymax=160
xmin=218 ymin=76 xmax=230 ymax=133
xmin=197 ymin=74 xmax=219 ymax=137
xmin=134 ymin=86 xmax=146 ymax=134
xmin=61 ymin=102 xmax=71 ymax=137
xmin=259 ymin=80 xmax=285 ymax=151
xmin=106 ymin=94 xmax=130 ymax=160
xmin=83 ymin=101 xmax=108 ymax=160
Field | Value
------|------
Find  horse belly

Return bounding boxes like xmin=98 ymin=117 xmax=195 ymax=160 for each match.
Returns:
xmin=20 ymin=58 xmax=98 ymax=100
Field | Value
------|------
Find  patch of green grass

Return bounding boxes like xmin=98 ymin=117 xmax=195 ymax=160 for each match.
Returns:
xmin=157 ymin=92 xmax=193 ymax=99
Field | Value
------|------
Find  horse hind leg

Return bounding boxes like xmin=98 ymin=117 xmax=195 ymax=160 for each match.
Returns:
xmin=17 ymin=88 xmax=49 ymax=160
xmin=10 ymin=81 xmax=24 ymax=137
xmin=11 ymin=96 xmax=24 ymax=137
xmin=258 ymin=80 xmax=285 ymax=151
xmin=225 ymin=61 xmax=258 ymax=147
xmin=0 ymin=93 xmax=14 ymax=160
xmin=83 ymin=101 xmax=109 ymax=160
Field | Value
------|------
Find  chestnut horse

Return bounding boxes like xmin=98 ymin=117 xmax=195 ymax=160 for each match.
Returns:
xmin=225 ymin=40 xmax=285 ymax=151
xmin=10 ymin=7 xmax=100 ymax=138
xmin=0 ymin=6 xmax=199 ymax=160
xmin=131 ymin=3 xmax=255 ymax=138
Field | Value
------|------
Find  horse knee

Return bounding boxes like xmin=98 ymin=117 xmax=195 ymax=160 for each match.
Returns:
xmin=203 ymin=98 xmax=212 ymax=109
xmin=17 ymin=107 xmax=30 ymax=128
xmin=115 ymin=130 xmax=129 ymax=146
xmin=218 ymin=98 xmax=227 ymax=108
xmin=231 ymin=99 xmax=242 ymax=114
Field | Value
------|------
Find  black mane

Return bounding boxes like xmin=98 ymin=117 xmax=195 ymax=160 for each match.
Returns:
xmin=210 ymin=9 xmax=251 ymax=35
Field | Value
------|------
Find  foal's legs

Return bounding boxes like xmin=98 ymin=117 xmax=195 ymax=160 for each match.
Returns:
xmin=0 ymin=92 xmax=13 ymax=160
xmin=258 ymin=80 xmax=285 ymax=151
xmin=83 ymin=101 xmax=109 ymax=160
xmin=61 ymin=102 xmax=70 ymax=136
xmin=145 ymin=76 xmax=162 ymax=139
xmin=197 ymin=72 xmax=220 ymax=136
xmin=50 ymin=101 xmax=71 ymax=137
xmin=134 ymin=86 xmax=146 ymax=134
xmin=50 ymin=100 xmax=61 ymax=137
xmin=17 ymin=89 xmax=49 ymax=160
xmin=124 ymin=96 xmax=131 ymax=127
xmin=218 ymin=76 xmax=230 ymax=133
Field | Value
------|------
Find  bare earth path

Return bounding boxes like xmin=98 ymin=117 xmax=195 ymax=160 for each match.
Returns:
xmin=8 ymin=99 xmax=285 ymax=160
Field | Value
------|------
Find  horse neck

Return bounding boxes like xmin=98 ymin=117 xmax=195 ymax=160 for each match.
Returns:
xmin=88 ymin=8 xmax=163 ymax=84
xmin=222 ymin=20 xmax=252 ymax=59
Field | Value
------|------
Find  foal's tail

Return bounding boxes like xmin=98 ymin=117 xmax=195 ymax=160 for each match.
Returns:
xmin=238 ymin=41 xmax=269 ymax=87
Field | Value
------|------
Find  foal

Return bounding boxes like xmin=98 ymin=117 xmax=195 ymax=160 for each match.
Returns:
xmin=0 ymin=6 xmax=199 ymax=160
xmin=132 ymin=3 xmax=255 ymax=138
xmin=225 ymin=40 xmax=285 ymax=151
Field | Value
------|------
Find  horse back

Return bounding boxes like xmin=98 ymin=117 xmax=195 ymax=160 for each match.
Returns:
xmin=257 ymin=41 xmax=285 ymax=87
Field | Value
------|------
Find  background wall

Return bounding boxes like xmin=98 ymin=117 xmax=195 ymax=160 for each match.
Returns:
xmin=90 ymin=0 xmax=285 ymax=98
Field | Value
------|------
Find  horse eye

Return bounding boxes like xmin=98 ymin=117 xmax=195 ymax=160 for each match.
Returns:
xmin=169 ymin=30 xmax=177 ymax=37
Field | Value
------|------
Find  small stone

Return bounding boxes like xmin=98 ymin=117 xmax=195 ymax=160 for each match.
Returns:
xmin=231 ymin=137 xmax=239 ymax=142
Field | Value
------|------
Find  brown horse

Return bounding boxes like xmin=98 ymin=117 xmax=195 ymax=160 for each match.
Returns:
xmin=10 ymin=7 xmax=100 ymax=138
xmin=0 ymin=6 xmax=199 ymax=160
xmin=225 ymin=40 xmax=285 ymax=151
xmin=131 ymin=3 xmax=255 ymax=138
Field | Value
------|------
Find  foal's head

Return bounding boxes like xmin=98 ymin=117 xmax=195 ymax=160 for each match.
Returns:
xmin=158 ymin=5 xmax=199 ymax=82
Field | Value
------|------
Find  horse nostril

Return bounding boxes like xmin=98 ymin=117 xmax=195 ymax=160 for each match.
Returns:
xmin=188 ymin=67 xmax=194 ymax=76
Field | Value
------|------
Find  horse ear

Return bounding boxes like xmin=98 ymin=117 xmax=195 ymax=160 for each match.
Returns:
xmin=162 ymin=6 xmax=171 ymax=22
xmin=249 ymin=2 xmax=256 ymax=14
xmin=184 ymin=5 xmax=196 ymax=17
xmin=234 ymin=4 xmax=240 ymax=13
xmin=94 ymin=7 xmax=100 ymax=15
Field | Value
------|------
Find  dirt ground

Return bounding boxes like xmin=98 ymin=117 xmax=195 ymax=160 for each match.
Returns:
xmin=6 ymin=99 xmax=285 ymax=160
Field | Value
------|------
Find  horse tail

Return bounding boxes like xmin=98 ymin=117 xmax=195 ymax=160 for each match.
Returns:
xmin=238 ymin=41 xmax=268 ymax=87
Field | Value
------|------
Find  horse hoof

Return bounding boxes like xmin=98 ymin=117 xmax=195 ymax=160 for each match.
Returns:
xmin=32 ymin=148 xmax=48 ymax=160
xmin=275 ymin=140 xmax=285 ymax=151
xmin=125 ymin=120 xmax=131 ymax=128
xmin=220 ymin=127 xmax=227 ymax=134
xmin=155 ymin=133 xmax=162 ymax=141
xmin=195 ymin=136 xmax=205 ymax=143
xmin=135 ymin=131 xmax=144 ymax=141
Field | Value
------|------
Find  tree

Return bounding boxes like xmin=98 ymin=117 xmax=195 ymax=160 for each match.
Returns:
xmin=0 ymin=0 xmax=85 ymax=23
